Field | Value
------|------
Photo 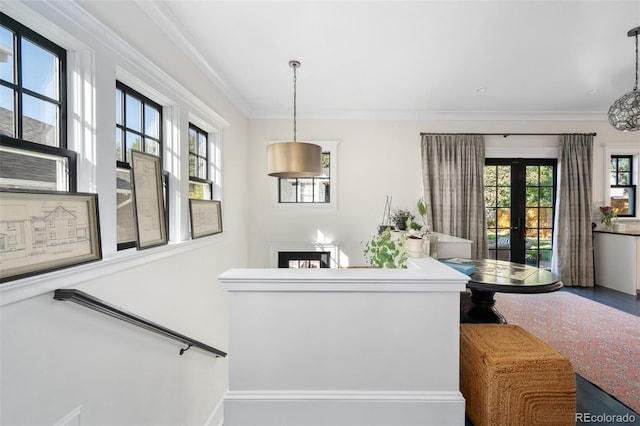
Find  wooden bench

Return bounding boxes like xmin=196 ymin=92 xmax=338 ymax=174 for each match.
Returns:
xmin=460 ymin=324 xmax=576 ymax=426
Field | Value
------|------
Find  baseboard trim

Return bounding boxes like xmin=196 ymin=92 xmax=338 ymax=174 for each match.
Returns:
xmin=204 ymin=393 xmax=225 ymax=426
xmin=224 ymin=390 xmax=465 ymax=425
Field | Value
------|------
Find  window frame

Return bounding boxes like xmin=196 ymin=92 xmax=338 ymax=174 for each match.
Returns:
xmin=188 ymin=123 xmax=213 ymax=200
xmin=609 ymin=154 xmax=636 ymax=218
xmin=273 ymin=140 xmax=339 ymax=209
xmin=115 ymin=81 xmax=164 ymax=251
xmin=0 ymin=12 xmax=72 ymax=192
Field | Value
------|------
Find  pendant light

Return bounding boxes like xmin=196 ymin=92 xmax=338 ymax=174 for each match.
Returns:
xmin=608 ymin=26 xmax=640 ymax=131
xmin=267 ymin=60 xmax=322 ymax=177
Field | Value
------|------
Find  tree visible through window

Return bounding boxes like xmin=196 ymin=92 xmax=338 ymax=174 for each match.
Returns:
xmin=610 ymin=155 xmax=636 ymax=217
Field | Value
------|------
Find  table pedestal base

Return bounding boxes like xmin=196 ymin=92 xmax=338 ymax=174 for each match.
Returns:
xmin=460 ymin=289 xmax=506 ymax=324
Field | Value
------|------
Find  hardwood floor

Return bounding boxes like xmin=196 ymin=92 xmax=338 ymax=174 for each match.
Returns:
xmin=465 ymin=285 xmax=640 ymax=426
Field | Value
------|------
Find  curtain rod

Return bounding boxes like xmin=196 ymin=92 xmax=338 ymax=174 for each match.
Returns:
xmin=420 ymin=132 xmax=597 ymax=137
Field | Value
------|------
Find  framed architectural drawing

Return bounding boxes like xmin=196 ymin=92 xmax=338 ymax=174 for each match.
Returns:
xmin=189 ymin=199 xmax=222 ymax=239
xmin=130 ymin=150 xmax=167 ymax=249
xmin=0 ymin=190 xmax=102 ymax=282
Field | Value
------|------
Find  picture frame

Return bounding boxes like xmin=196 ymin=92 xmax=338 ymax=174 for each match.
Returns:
xmin=189 ymin=199 xmax=223 ymax=239
xmin=130 ymin=150 xmax=167 ymax=249
xmin=0 ymin=189 xmax=102 ymax=283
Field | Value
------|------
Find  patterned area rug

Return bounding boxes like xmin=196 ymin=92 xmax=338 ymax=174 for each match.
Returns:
xmin=495 ymin=291 xmax=640 ymax=414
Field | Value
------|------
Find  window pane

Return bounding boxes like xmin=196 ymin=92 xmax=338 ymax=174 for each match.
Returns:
xmin=189 ymin=127 xmax=196 ymax=153
xmin=22 ymin=93 xmax=58 ymax=146
xmin=197 ymin=157 xmax=207 ymax=179
xmin=280 ymin=178 xmax=296 ymax=202
xmin=125 ymin=131 xmax=141 ymax=162
xmin=198 ymin=133 xmax=207 ymax=156
xmin=189 ymin=181 xmax=211 ymax=200
xmin=0 ymin=144 xmax=68 ymax=190
xmin=125 ymin=94 xmax=141 ymax=132
xmin=297 ymin=178 xmax=314 ymax=202
xmin=115 ymin=88 xmax=122 ymax=125
xmin=144 ymin=104 xmax=159 ymax=138
xmin=618 ymin=157 xmax=630 ymax=171
xmin=617 ymin=171 xmax=630 ymax=185
xmin=315 ymin=178 xmax=329 ymax=202
xmin=611 ymin=187 xmax=634 ymax=215
xmin=115 ymin=128 xmax=124 ymax=162
xmin=21 ymin=38 xmax=58 ymax=99
xmin=0 ymin=25 xmax=14 ymax=83
xmin=189 ymin=153 xmax=196 ymax=177
xmin=0 ymin=85 xmax=14 ymax=137
xmin=116 ymin=168 xmax=135 ymax=244
xmin=145 ymin=138 xmax=159 ymax=156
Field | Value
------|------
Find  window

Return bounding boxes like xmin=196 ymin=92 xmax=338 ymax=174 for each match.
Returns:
xmin=188 ymin=124 xmax=212 ymax=200
xmin=115 ymin=81 xmax=163 ymax=250
xmin=610 ymin=155 xmax=636 ymax=217
xmin=0 ymin=13 xmax=74 ymax=191
xmin=279 ymin=152 xmax=331 ymax=203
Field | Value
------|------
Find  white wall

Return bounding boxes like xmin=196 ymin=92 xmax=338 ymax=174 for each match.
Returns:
xmin=1 ymin=2 xmax=249 ymax=425
xmin=248 ymin=119 xmax=639 ymax=267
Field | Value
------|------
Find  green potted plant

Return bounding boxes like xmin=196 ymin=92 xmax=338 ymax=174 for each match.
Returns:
xmin=390 ymin=208 xmax=414 ymax=231
xmin=363 ymin=228 xmax=408 ymax=268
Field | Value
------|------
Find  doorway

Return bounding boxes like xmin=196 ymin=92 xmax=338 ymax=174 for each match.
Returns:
xmin=484 ymin=159 xmax=557 ymax=269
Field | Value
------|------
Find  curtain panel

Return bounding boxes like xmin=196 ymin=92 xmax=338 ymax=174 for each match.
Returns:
xmin=552 ymin=134 xmax=594 ymax=287
xmin=420 ymin=134 xmax=488 ymax=259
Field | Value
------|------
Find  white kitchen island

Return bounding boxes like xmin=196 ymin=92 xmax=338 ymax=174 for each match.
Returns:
xmin=218 ymin=257 xmax=468 ymax=426
xmin=594 ymin=230 xmax=640 ymax=295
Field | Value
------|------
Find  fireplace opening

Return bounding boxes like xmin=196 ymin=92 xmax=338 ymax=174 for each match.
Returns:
xmin=278 ymin=251 xmax=330 ymax=268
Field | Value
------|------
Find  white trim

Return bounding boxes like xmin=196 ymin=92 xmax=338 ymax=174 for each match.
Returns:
xmin=0 ymin=235 xmax=228 ymax=307
xmin=271 ymin=140 xmax=339 ymax=210
xmin=223 ymin=390 xmax=465 ymax=426
xmin=486 ymin=146 xmax=558 ymax=159
xmin=204 ymin=393 xmax=225 ymax=426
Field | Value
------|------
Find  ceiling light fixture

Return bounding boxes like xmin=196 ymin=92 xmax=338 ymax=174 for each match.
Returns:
xmin=608 ymin=26 xmax=640 ymax=131
xmin=267 ymin=60 xmax=322 ymax=178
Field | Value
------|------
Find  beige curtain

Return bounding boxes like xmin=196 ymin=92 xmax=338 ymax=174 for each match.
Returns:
xmin=421 ymin=134 xmax=488 ymax=259
xmin=552 ymin=134 xmax=594 ymax=287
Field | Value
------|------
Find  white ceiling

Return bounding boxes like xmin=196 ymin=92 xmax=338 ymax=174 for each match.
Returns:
xmin=128 ymin=1 xmax=640 ymax=120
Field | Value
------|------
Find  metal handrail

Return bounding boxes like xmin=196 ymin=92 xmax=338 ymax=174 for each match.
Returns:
xmin=54 ymin=289 xmax=227 ymax=358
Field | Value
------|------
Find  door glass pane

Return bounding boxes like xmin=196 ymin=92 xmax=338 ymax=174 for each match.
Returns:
xmin=539 ymin=207 xmax=553 ymax=228
xmin=497 ymin=166 xmax=510 ymax=186
xmin=22 ymin=93 xmax=58 ymax=146
xmin=22 ymin=38 xmax=58 ymax=99
xmin=540 ymin=166 xmax=553 ymax=185
xmin=526 ymin=187 xmax=539 ymax=206
xmin=525 ymin=208 xmax=538 ymax=229
xmin=497 ymin=187 xmax=510 ymax=207
xmin=0 ymin=85 xmax=14 ymax=137
xmin=525 ymin=166 xmax=538 ymax=186
xmin=540 ymin=187 xmax=553 ymax=207
xmin=485 ymin=187 xmax=497 ymax=207
xmin=484 ymin=165 xmax=497 ymax=186
xmin=0 ymin=25 xmax=14 ymax=83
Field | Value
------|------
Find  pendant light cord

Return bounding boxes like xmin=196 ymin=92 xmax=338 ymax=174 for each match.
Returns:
xmin=634 ymin=31 xmax=638 ymax=91
xmin=292 ymin=62 xmax=298 ymax=142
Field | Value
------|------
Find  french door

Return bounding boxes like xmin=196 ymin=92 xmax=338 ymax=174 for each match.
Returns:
xmin=484 ymin=159 xmax=557 ymax=268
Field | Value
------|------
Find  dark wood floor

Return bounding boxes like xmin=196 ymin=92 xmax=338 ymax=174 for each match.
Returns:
xmin=465 ymin=285 xmax=640 ymax=426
